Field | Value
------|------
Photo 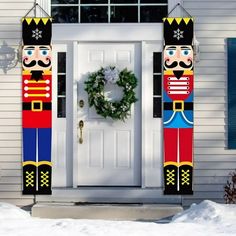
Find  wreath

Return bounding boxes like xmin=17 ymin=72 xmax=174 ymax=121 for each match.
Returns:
xmin=84 ymin=66 xmax=138 ymax=121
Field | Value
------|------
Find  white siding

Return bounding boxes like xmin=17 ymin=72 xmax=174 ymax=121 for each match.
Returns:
xmin=183 ymin=0 xmax=236 ymax=207
xmin=0 ymin=0 xmax=35 ymax=206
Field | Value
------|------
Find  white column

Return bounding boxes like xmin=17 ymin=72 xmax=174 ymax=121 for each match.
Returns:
xmin=36 ymin=0 xmax=51 ymax=17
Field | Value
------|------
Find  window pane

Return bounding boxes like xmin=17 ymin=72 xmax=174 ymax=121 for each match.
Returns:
xmin=52 ymin=6 xmax=78 ymax=23
xmin=141 ymin=6 xmax=167 ymax=22
xmin=58 ymin=53 xmax=66 ymax=73
xmin=81 ymin=6 xmax=108 ymax=23
xmin=153 ymin=52 xmax=162 ymax=73
xmin=153 ymin=75 xmax=162 ymax=96
xmin=111 ymin=0 xmax=138 ymax=3
xmin=58 ymin=97 xmax=66 ymax=118
xmin=111 ymin=6 xmax=138 ymax=23
xmin=81 ymin=0 xmax=108 ymax=3
xmin=141 ymin=0 xmax=167 ymax=3
xmin=58 ymin=75 xmax=66 ymax=96
xmin=52 ymin=0 xmax=78 ymax=4
xmin=153 ymin=97 xmax=162 ymax=118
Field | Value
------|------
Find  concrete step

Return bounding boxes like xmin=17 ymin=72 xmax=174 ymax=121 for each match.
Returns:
xmin=32 ymin=203 xmax=183 ymax=221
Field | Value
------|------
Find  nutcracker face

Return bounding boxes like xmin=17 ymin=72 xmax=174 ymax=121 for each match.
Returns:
xmin=164 ymin=45 xmax=193 ymax=71
xmin=22 ymin=45 xmax=52 ymax=71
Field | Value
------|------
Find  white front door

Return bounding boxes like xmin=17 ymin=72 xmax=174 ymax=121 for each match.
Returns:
xmin=76 ymin=42 xmax=141 ymax=186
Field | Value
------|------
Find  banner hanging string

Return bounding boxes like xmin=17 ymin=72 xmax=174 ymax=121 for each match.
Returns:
xmin=24 ymin=3 xmax=51 ymax=18
xmin=167 ymin=3 xmax=192 ymax=17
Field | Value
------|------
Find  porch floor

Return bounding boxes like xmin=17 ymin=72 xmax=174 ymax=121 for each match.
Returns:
xmin=32 ymin=203 xmax=183 ymax=221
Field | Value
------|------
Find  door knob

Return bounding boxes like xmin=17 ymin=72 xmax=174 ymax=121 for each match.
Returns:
xmin=78 ymin=120 xmax=84 ymax=144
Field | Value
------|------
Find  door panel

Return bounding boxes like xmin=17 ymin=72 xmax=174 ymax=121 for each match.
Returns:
xmin=77 ymin=42 xmax=141 ymax=186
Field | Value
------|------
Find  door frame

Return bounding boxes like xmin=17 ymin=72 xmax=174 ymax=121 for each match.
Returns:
xmin=50 ymin=22 xmax=168 ymax=193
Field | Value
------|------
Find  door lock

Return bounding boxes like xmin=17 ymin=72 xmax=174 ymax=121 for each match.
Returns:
xmin=78 ymin=120 xmax=84 ymax=144
xmin=79 ymin=100 xmax=84 ymax=108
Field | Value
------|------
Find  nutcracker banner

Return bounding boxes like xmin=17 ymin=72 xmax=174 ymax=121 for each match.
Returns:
xmin=22 ymin=17 xmax=52 ymax=195
xmin=163 ymin=18 xmax=194 ymax=195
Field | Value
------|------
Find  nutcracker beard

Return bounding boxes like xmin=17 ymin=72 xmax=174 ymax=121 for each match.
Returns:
xmin=23 ymin=57 xmax=52 ymax=81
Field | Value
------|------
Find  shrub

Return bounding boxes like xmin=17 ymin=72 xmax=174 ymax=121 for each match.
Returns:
xmin=224 ymin=170 xmax=236 ymax=204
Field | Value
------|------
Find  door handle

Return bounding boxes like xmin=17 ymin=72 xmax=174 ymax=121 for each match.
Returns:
xmin=78 ymin=120 xmax=84 ymax=144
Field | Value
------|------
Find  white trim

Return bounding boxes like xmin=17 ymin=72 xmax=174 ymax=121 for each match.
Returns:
xmin=141 ymin=41 xmax=146 ymax=189
xmin=66 ymin=42 xmax=74 ymax=186
xmin=51 ymin=43 xmax=74 ymax=187
xmin=52 ymin=44 xmax=67 ymax=187
xmin=142 ymin=42 xmax=163 ymax=188
xmin=73 ymin=41 xmax=79 ymax=188
xmin=52 ymin=24 xmax=163 ymax=42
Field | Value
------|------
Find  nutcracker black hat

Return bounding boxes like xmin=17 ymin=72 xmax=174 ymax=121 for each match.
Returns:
xmin=22 ymin=18 xmax=52 ymax=45
xmin=163 ymin=18 xmax=193 ymax=46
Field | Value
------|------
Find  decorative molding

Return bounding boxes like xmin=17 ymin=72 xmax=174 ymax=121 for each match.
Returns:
xmin=53 ymin=24 xmax=163 ymax=42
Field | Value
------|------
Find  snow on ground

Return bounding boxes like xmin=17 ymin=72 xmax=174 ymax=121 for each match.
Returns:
xmin=0 ymin=200 xmax=235 ymax=236
xmin=172 ymin=200 xmax=236 ymax=224
xmin=0 ymin=202 xmax=30 ymax=220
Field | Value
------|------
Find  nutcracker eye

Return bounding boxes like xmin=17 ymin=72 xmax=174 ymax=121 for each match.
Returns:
xmin=166 ymin=49 xmax=176 ymax=57
xmin=25 ymin=50 xmax=34 ymax=56
xmin=180 ymin=46 xmax=192 ymax=56
xmin=165 ymin=46 xmax=177 ymax=57
xmin=39 ymin=46 xmax=50 ymax=57
xmin=181 ymin=49 xmax=191 ymax=56
xmin=40 ymin=50 xmax=49 ymax=56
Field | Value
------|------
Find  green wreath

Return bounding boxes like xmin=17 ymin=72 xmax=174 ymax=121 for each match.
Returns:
xmin=84 ymin=66 xmax=138 ymax=121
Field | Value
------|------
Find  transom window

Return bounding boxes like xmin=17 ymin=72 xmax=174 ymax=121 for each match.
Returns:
xmin=51 ymin=0 xmax=168 ymax=23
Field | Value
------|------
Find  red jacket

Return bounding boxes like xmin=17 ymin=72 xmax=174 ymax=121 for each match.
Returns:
xmin=163 ymin=70 xmax=193 ymax=102
xmin=22 ymin=70 xmax=52 ymax=128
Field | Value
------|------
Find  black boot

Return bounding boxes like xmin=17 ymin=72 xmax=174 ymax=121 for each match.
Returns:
xmin=37 ymin=164 xmax=52 ymax=195
xmin=164 ymin=164 xmax=178 ymax=194
xmin=179 ymin=165 xmax=193 ymax=195
xmin=22 ymin=164 xmax=37 ymax=194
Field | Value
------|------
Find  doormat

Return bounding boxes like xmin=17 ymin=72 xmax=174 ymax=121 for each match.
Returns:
xmin=22 ymin=17 xmax=52 ymax=195
xmin=163 ymin=17 xmax=194 ymax=195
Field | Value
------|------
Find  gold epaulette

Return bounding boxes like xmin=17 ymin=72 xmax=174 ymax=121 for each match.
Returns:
xmin=22 ymin=70 xmax=52 ymax=76
xmin=164 ymin=70 xmax=193 ymax=76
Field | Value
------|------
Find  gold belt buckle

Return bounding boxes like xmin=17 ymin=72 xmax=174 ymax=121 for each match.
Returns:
xmin=32 ymin=100 xmax=42 ymax=112
xmin=173 ymin=100 xmax=184 ymax=112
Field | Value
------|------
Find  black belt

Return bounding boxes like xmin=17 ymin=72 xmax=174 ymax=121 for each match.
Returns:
xmin=164 ymin=102 xmax=193 ymax=111
xmin=23 ymin=102 xmax=51 ymax=111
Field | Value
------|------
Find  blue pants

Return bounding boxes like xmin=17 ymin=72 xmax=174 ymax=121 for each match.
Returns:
xmin=23 ymin=128 xmax=51 ymax=163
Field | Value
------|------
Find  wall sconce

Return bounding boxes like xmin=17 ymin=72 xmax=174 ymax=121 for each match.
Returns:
xmin=0 ymin=41 xmax=19 ymax=74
